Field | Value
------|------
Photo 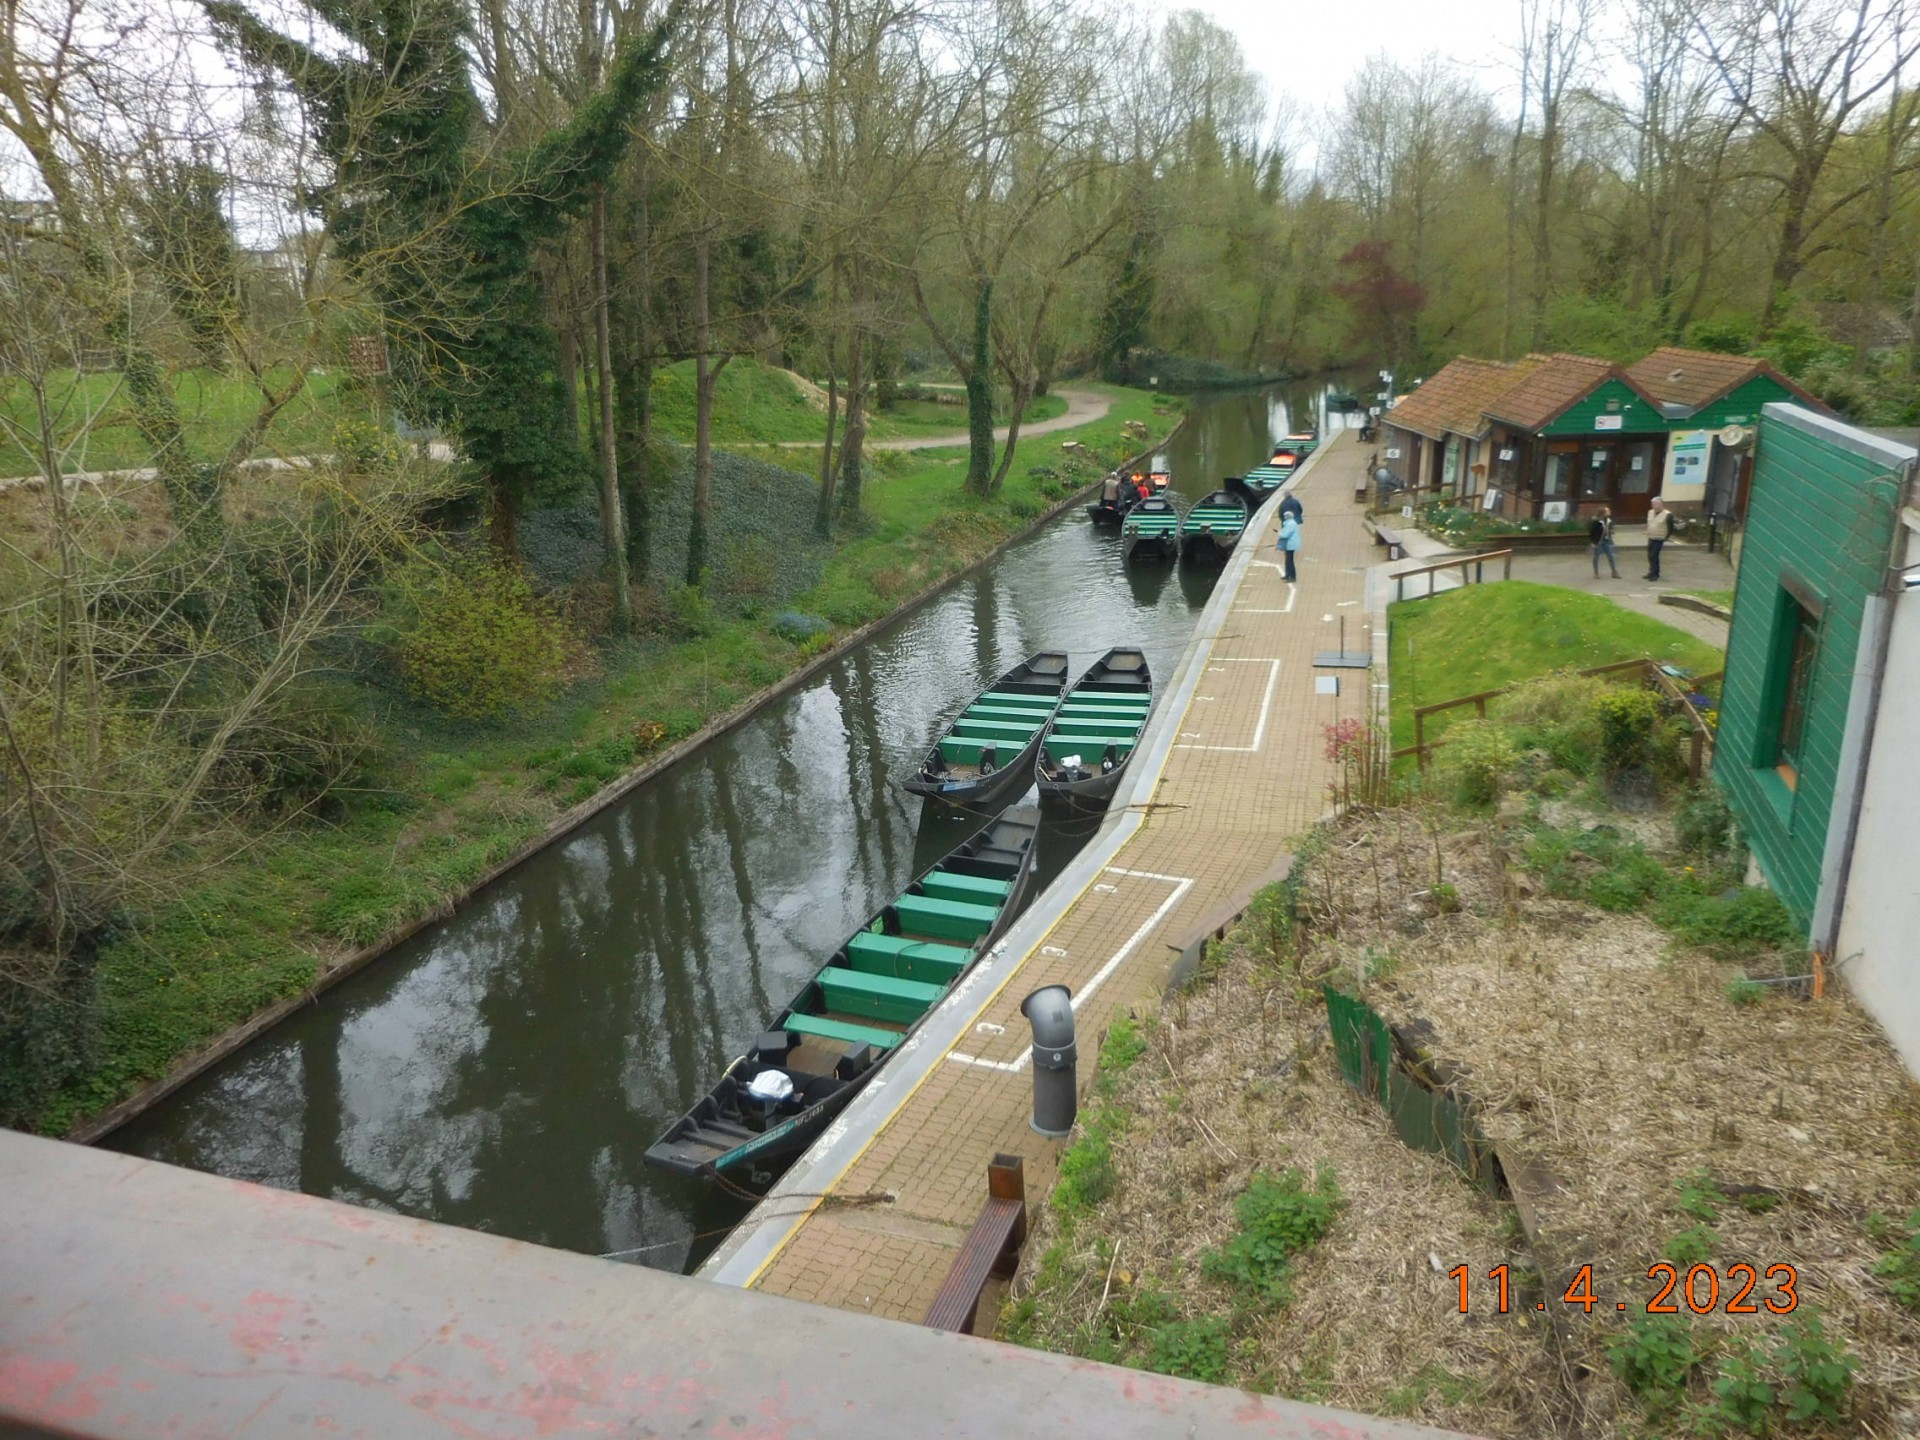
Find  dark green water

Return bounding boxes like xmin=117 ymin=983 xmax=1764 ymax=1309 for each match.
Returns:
xmin=107 ymin=378 xmax=1361 ymax=1271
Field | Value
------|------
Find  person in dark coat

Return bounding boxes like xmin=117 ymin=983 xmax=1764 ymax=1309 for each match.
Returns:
xmin=1280 ymin=491 xmax=1303 ymax=524
xmin=1588 ymin=505 xmax=1619 ymax=578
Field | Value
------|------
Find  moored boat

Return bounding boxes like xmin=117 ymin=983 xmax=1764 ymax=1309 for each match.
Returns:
xmin=1086 ymin=471 xmax=1144 ymax=526
xmin=1179 ymin=489 xmax=1249 ymax=564
xmin=1280 ymin=428 xmax=1318 ymax=456
xmin=1241 ymin=452 xmax=1297 ymax=495
xmin=903 ymin=651 xmax=1068 ymax=807
xmin=643 ymin=808 xmax=1041 ymax=1184
xmin=1120 ymin=496 xmax=1181 ymax=562
xmin=1035 ymin=649 xmax=1154 ymax=808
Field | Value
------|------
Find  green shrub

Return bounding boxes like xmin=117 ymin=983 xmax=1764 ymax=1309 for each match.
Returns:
xmin=770 ymin=610 xmax=830 ymax=643
xmin=388 ymin=556 xmax=573 ymax=721
xmin=1441 ymin=719 xmax=1518 ymax=808
xmin=1870 ymin=1208 xmax=1920 ymax=1310
xmin=1201 ymin=1165 xmax=1343 ymax=1305
xmin=1674 ymin=1169 xmax=1726 ymax=1222
xmin=1607 ymin=1315 xmax=1701 ymax=1404
xmin=1143 ymin=1316 xmax=1232 ymax=1384
xmin=1053 ymin=1112 xmax=1120 ymax=1214
xmin=1665 ymin=1224 xmax=1718 ymax=1268
xmin=1674 ymin=786 xmax=1736 ymax=859
xmin=1772 ymin=1316 xmax=1856 ymax=1427
xmin=1593 ymin=686 xmax=1665 ymax=777
xmin=1498 ymin=673 xmax=1608 ymax=776
xmin=1654 ymin=885 xmax=1801 ymax=958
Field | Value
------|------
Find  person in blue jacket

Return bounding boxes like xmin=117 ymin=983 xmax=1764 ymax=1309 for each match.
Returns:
xmin=1277 ymin=511 xmax=1301 ymax=582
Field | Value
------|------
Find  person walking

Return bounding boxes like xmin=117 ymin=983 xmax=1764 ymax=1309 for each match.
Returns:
xmin=1645 ymin=497 xmax=1673 ymax=581
xmin=1588 ymin=505 xmax=1619 ymax=578
xmin=1278 ymin=511 xmax=1301 ymax=582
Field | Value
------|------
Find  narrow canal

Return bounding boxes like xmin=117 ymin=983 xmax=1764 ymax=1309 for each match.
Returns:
xmin=108 ymin=377 xmax=1362 ymax=1272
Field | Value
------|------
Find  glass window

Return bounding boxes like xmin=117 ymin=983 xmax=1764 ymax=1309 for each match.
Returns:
xmin=1543 ymin=452 xmax=1574 ymax=497
xmin=1772 ymin=594 xmax=1819 ymax=788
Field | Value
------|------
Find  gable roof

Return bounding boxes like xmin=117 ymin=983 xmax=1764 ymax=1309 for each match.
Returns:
xmin=1484 ymin=352 xmax=1661 ymax=432
xmin=1624 ymin=346 xmax=1824 ymax=415
xmin=1386 ymin=357 xmax=1544 ymax=442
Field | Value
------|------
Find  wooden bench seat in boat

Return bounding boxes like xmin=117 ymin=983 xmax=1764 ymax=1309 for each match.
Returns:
xmin=1057 ymin=702 xmax=1148 ymax=720
xmin=845 ymin=931 xmax=971 ymax=984
xmin=1051 ymin=721 xmax=1145 ymax=743
xmin=918 ymin=872 xmax=1013 ymax=904
xmin=1045 ymin=735 xmax=1135 ymax=762
xmin=817 ymin=967 xmax=945 ymax=1024
xmin=963 ymin=704 xmax=1052 ymax=724
xmin=950 ymin=717 xmax=1044 ymax=743
xmin=894 ymin=894 xmax=997 ymax=943
xmin=937 ymin=737 xmax=1011 ymax=767
xmin=978 ymin=691 xmax=1058 ymax=710
xmin=785 ymin=1013 xmax=905 ymax=1050
xmin=923 ymin=1154 xmax=1027 ymax=1335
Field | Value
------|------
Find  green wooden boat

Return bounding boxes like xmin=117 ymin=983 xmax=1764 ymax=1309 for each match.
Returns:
xmin=904 ymin=651 xmax=1068 ymax=807
xmin=1121 ymin=496 xmax=1181 ymax=563
xmin=1179 ymin=488 xmax=1250 ymax=564
xmin=643 ymin=807 xmax=1040 ymax=1185
xmin=1035 ymin=649 xmax=1153 ymax=808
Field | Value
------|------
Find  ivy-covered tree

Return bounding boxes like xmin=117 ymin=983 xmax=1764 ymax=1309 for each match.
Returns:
xmin=202 ymin=0 xmax=681 ymax=553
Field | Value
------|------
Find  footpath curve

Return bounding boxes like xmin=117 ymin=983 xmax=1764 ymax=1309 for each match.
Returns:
xmin=777 ymin=386 xmax=1114 ymax=451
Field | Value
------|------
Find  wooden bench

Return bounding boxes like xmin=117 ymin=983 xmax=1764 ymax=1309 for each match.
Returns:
xmin=894 ymin=894 xmax=996 ymax=943
xmin=785 ymin=1013 xmax=904 ymax=1050
xmin=844 ymin=931 xmax=971 ymax=984
xmin=923 ymin=1154 xmax=1028 ymax=1335
xmin=1374 ymin=525 xmax=1405 ymax=560
xmin=816 ymin=967 xmax=944 ymax=1024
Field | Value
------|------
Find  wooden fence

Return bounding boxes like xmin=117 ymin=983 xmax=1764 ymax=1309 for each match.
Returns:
xmin=1389 ymin=548 xmax=1514 ymax=603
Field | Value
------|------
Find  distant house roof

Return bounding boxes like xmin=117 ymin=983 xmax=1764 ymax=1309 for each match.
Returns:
xmin=1485 ymin=352 xmax=1657 ymax=432
xmin=1623 ymin=347 xmax=1822 ymax=414
xmin=1386 ymin=356 xmax=1544 ymax=442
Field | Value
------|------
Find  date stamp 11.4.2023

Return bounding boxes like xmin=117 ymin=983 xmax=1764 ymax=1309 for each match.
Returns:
xmin=1451 ymin=1263 xmax=1799 ymax=1316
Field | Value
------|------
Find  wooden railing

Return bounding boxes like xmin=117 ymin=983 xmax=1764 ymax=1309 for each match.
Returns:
xmin=1390 ymin=549 xmax=1514 ymax=603
xmin=1393 ymin=658 xmax=1722 ymax=782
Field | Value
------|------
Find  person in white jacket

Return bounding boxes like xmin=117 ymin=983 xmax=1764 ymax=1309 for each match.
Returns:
xmin=1645 ymin=497 xmax=1674 ymax=581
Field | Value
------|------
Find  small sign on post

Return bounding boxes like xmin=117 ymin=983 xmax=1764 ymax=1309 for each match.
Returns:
xmin=347 ymin=334 xmax=390 ymax=378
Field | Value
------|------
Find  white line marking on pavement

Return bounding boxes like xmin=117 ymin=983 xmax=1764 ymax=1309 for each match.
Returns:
xmin=1172 ymin=658 xmax=1281 ymax=752
xmin=948 ymin=871 xmax=1195 ymax=1074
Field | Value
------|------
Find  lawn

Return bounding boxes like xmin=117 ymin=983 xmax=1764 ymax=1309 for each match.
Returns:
xmin=1388 ymin=580 xmax=1725 ymax=755
xmin=0 ymin=367 xmax=365 ymax=478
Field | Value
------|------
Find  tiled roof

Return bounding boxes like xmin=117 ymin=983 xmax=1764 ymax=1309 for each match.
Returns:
xmin=1386 ymin=357 xmax=1540 ymax=441
xmin=1624 ymin=346 xmax=1819 ymax=414
xmin=1484 ymin=352 xmax=1648 ymax=432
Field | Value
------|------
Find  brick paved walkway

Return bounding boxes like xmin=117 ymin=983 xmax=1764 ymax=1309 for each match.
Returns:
xmin=704 ymin=436 xmax=1383 ymax=1321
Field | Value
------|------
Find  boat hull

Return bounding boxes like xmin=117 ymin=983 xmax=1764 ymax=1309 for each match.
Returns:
xmin=1179 ymin=489 xmax=1249 ymax=565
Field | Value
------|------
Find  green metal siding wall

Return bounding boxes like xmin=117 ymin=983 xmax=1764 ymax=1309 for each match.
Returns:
xmin=1717 ymin=414 xmax=1900 ymax=926
xmin=1541 ymin=378 xmax=1664 ymax=436
xmin=1684 ymin=377 xmax=1795 ymax=433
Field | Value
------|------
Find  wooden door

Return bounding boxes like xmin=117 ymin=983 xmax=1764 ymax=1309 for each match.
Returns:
xmin=1614 ymin=439 xmax=1658 ymax=520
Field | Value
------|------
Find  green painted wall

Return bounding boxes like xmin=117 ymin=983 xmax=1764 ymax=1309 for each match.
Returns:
xmin=1717 ymin=412 xmax=1901 ymax=926
xmin=1680 ymin=376 xmax=1797 ymax=433
xmin=1541 ymin=377 xmax=1665 ymax=437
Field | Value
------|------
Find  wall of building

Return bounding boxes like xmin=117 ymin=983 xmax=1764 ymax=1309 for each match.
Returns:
xmin=1685 ymin=376 xmax=1790 ymax=435
xmin=1539 ymin=377 xmax=1662 ymax=437
xmin=1834 ymin=573 xmax=1920 ymax=1078
xmin=1717 ymin=405 xmax=1906 ymax=927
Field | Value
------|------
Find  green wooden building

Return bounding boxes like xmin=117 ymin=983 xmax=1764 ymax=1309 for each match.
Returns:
xmin=1716 ymin=403 xmax=1911 ymax=934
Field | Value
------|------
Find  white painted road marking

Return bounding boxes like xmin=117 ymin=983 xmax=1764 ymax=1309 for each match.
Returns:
xmin=1173 ymin=659 xmax=1282 ymax=753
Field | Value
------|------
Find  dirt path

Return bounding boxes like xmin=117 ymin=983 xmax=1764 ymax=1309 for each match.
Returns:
xmin=773 ymin=386 xmax=1113 ymax=451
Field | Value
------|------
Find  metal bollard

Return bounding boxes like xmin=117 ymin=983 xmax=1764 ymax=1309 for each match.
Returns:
xmin=1021 ymin=985 xmax=1077 ymax=1138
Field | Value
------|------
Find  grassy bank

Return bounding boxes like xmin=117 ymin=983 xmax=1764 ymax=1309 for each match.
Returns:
xmin=35 ymin=380 xmax=1178 ymax=1135
xmin=1389 ymin=581 xmax=1724 ymax=755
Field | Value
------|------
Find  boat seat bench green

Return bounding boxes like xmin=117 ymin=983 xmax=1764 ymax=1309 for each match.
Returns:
xmin=845 ymin=931 xmax=970 ymax=984
xmin=919 ymin=872 xmax=1012 ymax=904
xmin=817 ymin=967 xmax=945 ymax=1025
xmin=895 ymin=894 xmax=996 ymax=943
xmin=980 ymin=691 xmax=1058 ymax=709
xmin=1046 ymin=738 xmax=1135 ymax=762
xmin=938 ymin=738 xmax=1011 ymax=767
xmin=951 ymin=718 xmax=1044 ymax=743
xmin=786 ymin=1013 xmax=904 ymax=1050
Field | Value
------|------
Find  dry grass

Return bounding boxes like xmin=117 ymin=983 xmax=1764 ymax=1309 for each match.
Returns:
xmin=1001 ymin=798 xmax=1920 ymax=1438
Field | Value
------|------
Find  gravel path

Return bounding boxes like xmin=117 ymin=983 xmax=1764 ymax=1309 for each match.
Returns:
xmin=774 ymin=386 xmax=1113 ymax=451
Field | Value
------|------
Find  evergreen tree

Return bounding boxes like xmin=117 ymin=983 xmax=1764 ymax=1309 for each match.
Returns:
xmin=202 ymin=0 xmax=680 ymax=552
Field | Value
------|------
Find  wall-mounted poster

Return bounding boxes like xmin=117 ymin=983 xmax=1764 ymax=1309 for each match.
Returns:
xmin=1594 ymin=414 xmax=1624 ymax=430
xmin=1663 ymin=430 xmax=1711 ymax=501
xmin=1482 ymin=488 xmax=1500 ymax=511
xmin=1542 ymin=500 xmax=1569 ymax=522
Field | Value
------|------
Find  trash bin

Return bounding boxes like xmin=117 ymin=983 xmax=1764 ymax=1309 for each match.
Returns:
xmin=1021 ymin=985 xmax=1077 ymax=1138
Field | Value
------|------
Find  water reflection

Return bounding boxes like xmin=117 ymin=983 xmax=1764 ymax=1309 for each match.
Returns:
xmin=107 ymin=376 xmax=1360 ymax=1272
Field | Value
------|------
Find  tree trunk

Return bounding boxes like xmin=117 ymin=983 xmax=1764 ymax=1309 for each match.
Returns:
xmin=963 ymin=276 xmax=996 ymax=496
xmin=837 ymin=321 xmax=868 ymax=518
xmin=590 ymin=185 xmax=631 ymax=633
xmin=989 ymin=376 xmax=1032 ymax=493
xmin=688 ymin=228 xmax=716 ymax=587
xmin=557 ymin=312 xmax=581 ymax=445
xmin=612 ymin=182 xmax=653 ymax=579
xmin=814 ymin=339 xmax=840 ymax=539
